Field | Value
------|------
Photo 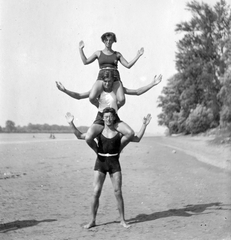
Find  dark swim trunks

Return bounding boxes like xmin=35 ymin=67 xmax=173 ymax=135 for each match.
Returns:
xmin=93 ymin=111 xmax=121 ymax=126
xmin=94 ymin=155 xmax=121 ymax=175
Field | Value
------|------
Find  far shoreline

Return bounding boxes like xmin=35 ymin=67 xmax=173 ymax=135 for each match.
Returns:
xmin=1 ymin=133 xmax=230 ymax=171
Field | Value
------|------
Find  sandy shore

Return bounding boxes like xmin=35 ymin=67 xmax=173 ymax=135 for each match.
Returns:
xmin=0 ymin=134 xmax=230 ymax=240
xmin=153 ymin=135 xmax=231 ymax=171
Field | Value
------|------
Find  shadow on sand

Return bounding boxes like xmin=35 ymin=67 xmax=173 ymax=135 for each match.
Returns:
xmin=0 ymin=219 xmax=57 ymax=233
xmin=127 ymin=202 xmax=230 ymax=224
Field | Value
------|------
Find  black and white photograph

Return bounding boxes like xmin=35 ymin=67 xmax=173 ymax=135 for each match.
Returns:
xmin=0 ymin=0 xmax=230 ymax=239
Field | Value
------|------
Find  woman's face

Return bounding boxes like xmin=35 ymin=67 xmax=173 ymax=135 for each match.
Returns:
xmin=104 ymin=36 xmax=114 ymax=48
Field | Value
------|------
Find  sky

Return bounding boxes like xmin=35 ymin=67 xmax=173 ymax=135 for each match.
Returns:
xmin=0 ymin=0 xmax=219 ymax=135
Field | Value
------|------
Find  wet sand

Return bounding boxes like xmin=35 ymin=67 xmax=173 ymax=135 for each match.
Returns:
xmin=0 ymin=134 xmax=230 ymax=240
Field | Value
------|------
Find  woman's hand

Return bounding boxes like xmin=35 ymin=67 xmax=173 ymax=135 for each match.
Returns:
xmin=79 ymin=40 xmax=85 ymax=49
xmin=137 ymin=47 xmax=144 ymax=57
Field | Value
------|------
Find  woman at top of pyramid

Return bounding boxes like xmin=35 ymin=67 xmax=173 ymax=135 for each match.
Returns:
xmin=79 ymin=32 xmax=144 ymax=109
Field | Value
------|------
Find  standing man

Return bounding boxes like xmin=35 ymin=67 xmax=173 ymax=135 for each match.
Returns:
xmin=65 ymin=107 xmax=151 ymax=228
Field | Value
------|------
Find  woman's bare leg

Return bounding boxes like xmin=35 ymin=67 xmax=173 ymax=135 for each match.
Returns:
xmin=89 ymin=81 xmax=104 ymax=107
xmin=113 ymin=81 xmax=125 ymax=109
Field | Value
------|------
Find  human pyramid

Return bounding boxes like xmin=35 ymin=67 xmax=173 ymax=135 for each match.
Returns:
xmin=56 ymin=32 xmax=162 ymax=229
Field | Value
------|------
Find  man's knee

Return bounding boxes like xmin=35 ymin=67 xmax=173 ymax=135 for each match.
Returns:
xmin=93 ymin=187 xmax=102 ymax=198
xmin=114 ymin=188 xmax=122 ymax=197
xmin=85 ymin=132 xmax=93 ymax=144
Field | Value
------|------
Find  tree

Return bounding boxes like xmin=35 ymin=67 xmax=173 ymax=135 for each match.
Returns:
xmin=5 ymin=120 xmax=16 ymax=133
xmin=157 ymin=0 xmax=231 ymax=134
xmin=157 ymin=74 xmax=182 ymax=134
xmin=218 ymin=66 xmax=231 ymax=127
xmin=185 ymin=104 xmax=214 ymax=134
xmin=217 ymin=28 xmax=231 ymax=127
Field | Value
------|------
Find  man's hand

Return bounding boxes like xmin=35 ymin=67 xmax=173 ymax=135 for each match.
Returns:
xmin=65 ymin=112 xmax=74 ymax=124
xmin=143 ymin=114 xmax=152 ymax=126
xmin=152 ymin=74 xmax=162 ymax=85
xmin=56 ymin=81 xmax=66 ymax=92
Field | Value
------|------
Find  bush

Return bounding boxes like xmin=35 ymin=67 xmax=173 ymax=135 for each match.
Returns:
xmin=168 ymin=120 xmax=179 ymax=135
xmin=185 ymin=105 xmax=214 ymax=134
xmin=220 ymin=105 xmax=231 ymax=127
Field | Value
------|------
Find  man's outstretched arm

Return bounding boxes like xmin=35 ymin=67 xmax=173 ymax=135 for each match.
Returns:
xmin=56 ymin=81 xmax=90 ymax=100
xmin=65 ymin=113 xmax=98 ymax=154
xmin=131 ymin=114 xmax=152 ymax=142
xmin=120 ymin=114 xmax=152 ymax=152
xmin=65 ymin=112 xmax=86 ymax=140
xmin=123 ymin=75 xmax=162 ymax=96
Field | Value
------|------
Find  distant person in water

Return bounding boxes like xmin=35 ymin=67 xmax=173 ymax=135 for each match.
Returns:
xmin=65 ymin=107 xmax=152 ymax=229
xmin=79 ymin=32 xmax=144 ymax=108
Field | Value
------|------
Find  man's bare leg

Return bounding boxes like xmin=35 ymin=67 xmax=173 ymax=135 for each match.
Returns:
xmin=114 ymin=122 xmax=134 ymax=153
xmin=110 ymin=171 xmax=131 ymax=228
xmin=85 ymin=124 xmax=104 ymax=154
xmin=84 ymin=171 xmax=106 ymax=229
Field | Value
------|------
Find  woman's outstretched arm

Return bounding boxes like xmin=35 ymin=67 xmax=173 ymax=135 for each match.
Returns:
xmin=79 ymin=40 xmax=99 ymax=65
xmin=118 ymin=48 xmax=144 ymax=69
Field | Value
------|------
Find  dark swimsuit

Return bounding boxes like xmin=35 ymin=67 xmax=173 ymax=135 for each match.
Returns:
xmin=97 ymin=51 xmax=121 ymax=82
xmin=94 ymin=132 xmax=122 ymax=174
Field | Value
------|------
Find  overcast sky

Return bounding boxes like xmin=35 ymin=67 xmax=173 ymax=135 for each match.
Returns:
xmin=0 ymin=0 xmax=219 ymax=134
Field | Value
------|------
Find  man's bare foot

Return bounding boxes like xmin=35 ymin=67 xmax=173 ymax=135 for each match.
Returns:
xmin=65 ymin=112 xmax=74 ymax=124
xmin=83 ymin=221 xmax=96 ymax=229
xmin=120 ymin=220 xmax=131 ymax=228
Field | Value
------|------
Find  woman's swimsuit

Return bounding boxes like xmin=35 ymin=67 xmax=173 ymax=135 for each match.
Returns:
xmin=97 ymin=51 xmax=121 ymax=81
xmin=98 ymin=51 xmax=119 ymax=69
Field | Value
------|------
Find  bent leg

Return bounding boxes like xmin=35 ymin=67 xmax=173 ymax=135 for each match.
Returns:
xmin=113 ymin=81 xmax=125 ymax=109
xmin=110 ymin=171 xmax=130 ymax=228
xmin=89 ymin=81 xmax=103 ymax=107
xmin=85 ymin=124 xmax=104 ymax=153
xmin=114 ymin=121 xmax=134 ymax=152
xmin=84 ymin=171 xmax=106 ymax=229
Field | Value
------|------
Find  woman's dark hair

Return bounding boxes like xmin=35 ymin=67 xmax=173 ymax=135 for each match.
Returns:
xmin=101 ymin=32 xmax=117 ymax=43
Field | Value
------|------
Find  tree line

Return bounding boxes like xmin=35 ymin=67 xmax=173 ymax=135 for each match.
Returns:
xmin=157 ymin=0 xmax=231 ymax=135
xmin=0 ymin=120 xmax=88 ymax=133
